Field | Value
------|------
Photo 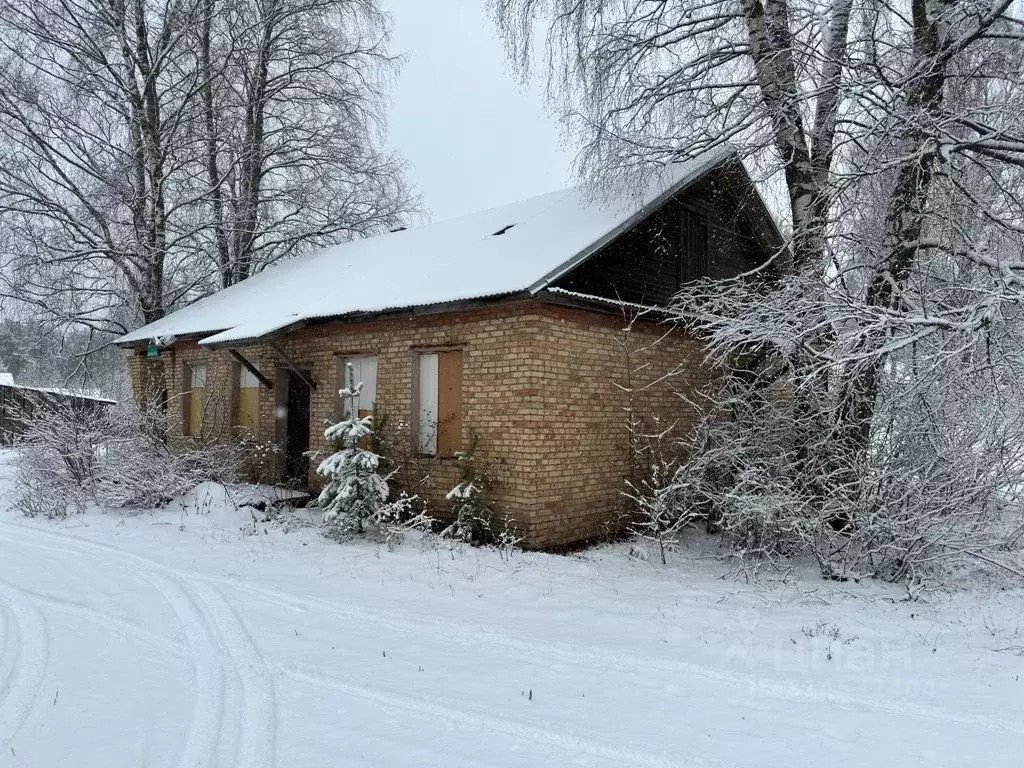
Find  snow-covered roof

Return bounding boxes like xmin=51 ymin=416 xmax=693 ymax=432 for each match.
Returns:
xmin=0 ymin=382 xmax=116 ymax=404
xmin=118 ymin=147 xmax=738 ymax=348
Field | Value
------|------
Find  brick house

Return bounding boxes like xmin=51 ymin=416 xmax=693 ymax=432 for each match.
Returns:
xmin=116 ymin=147 xmax=782 ymax=548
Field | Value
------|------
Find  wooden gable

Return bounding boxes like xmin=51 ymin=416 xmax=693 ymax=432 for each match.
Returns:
xmin=552 ymin=163 xmax=782 ymax=306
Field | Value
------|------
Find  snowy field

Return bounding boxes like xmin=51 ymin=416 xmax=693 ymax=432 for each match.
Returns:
xmin=0 ymin=454 xmax=1022 ymax=767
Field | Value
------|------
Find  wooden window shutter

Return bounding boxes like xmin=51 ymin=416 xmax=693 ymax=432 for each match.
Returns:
xmin=436 ymin=350 xmax=463 ymax=457
xmin=181 ymin=378 xmax=192 ymax=437
xmin=187 ymin=363 xmax=207 ymax=437
xmin=230 ymin=361 xmax=241 ymax=428
xmin=189 ymin=392 xmax=203 ymax=436
xmin=236 ymin=364 xmax=260 ymax=434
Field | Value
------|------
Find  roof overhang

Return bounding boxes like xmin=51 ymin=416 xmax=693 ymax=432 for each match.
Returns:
xmin=116 ymin=330 xmax=226 ymax=351
xmin=198 ymin=292 xmax=526 ymax=350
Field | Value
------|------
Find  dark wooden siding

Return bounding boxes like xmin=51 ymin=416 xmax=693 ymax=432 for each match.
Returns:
xmin=680 ymin=208 xmax=709 ymax=283
xmin=552 ymin=165 xmax=778 ymax=306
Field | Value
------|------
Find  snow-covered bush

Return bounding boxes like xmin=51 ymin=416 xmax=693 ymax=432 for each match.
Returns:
xmin=316 ymin=365 xmax=399 ymax=536
xmin=237 ymin=434 xmax=280 ymax=485
xmin=15 ymin=397 xmax=244 ymax=517
xmin=442 ymin=435 xmax=500 ymax=546
xmin=659 ymin=275 xmax=1024 ymax=583
xmin=95 ymin=420 xmax=242 ymax=509
xmin=626 ymin=458 xmax=697 ymax=565
xmin=366 ymin=408 xmax=429 ymax=511
xmin=14 ymin=399 xmax=102 ymax=518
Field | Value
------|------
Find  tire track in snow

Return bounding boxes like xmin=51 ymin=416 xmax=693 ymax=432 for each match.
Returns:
xmin=201 ymin=576 xmax=1024 ymax=738
xmin=0 ymin=578 xmax=48 ymax=745
xmin=3 ymin=522 xmax=1023 ymax=741
xmin=279 ymin=663 xmax=719 ymax=768
xmin=0 ymin=524 xmax=276 ymax=768
xmin=150 ymin=572 xmax=227 ymax=768
xmin=191 ymin=583 xmax=276 ymax=768
xmin=1 ymin=582 xmax=188 ymax=659
xmin=0 ymin=529 xmax=224 ymax=768
xmin=0 ymin=595 xmax=13 ymax=708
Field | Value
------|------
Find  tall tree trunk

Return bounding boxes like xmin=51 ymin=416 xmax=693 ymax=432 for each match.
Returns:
xmin=836 ymin=0 xmax=948 ymax=454
xmin=742 ymin=0 xmax=819 ymax=271
xmin=742 ymin=0 xmax=855 ymax=505
xmin=229 ymin=0 xmax=276 ymax=286
xmin=200 ymin=0 xmax=233 ymax=288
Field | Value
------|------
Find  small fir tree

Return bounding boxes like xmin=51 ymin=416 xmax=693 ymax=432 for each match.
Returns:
xmin=316 ymin=364 xmax=389 ymax=535
xmin=443 ymin=434 xmax=497 ymax=545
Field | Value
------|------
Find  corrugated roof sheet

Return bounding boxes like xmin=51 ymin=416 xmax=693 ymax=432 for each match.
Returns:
xmin=117 ymin=147 xmax=736 ymax=347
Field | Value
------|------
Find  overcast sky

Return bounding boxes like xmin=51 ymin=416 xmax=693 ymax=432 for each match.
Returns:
xmin=382 ymin=0 xmax=577 ymax=222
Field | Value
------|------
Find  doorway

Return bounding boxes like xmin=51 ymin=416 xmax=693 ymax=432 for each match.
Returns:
xmin=275 ymin=367 xmax=312 ymax=485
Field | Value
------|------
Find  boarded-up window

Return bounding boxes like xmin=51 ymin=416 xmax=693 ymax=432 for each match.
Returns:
xmin=184 ymin=363 xmax=207 ymax=437
xmin=236 ymin=365 xmax=260 ymax=434
xmin=417 ymin=350 xmax=462 ymax=456
xmin=680 ymin=209 xmax=709 ymax=284
xmin=337 ymin=355 xmax=378 ymax=420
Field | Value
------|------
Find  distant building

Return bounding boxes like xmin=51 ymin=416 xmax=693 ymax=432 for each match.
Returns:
xmin=0 ymin=378 xmax=115 ymax=444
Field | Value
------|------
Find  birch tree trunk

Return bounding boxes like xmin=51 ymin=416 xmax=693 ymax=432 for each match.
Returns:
xmin=194 ymin=0 xmax=415 ymax=289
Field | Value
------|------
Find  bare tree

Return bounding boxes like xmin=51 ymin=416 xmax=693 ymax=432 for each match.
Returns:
xmin=196 ymin=0 xmax=414 ymax=287
xmin=0 ymin=0 xmax=208 ymax=333
xmin=0 ymin=0 xmax=414 ymax=337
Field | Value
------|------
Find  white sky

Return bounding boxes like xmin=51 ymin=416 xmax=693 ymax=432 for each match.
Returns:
xmin=382 ymin=0 xmax=577 ymax=222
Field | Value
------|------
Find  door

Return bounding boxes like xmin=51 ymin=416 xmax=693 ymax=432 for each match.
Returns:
xmin=275 ymin=367 xmax=312 ymax=484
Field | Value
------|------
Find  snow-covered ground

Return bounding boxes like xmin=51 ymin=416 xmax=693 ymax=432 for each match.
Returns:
xmin=0 ymin=454 xmax=1022 ymax=767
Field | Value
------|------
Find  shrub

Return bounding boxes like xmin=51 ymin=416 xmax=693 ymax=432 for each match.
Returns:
xmin=236 ymin=434 xmax=280 ymax=485
xmin=653 ymin=348 xmax=1024 ymax=582
xmin=14 ymin=397 xmax=243 ymax=518
xmin=442 ymin=434 xmax=500 ymax=546
xmin=626 ymin=458 xmax=697 ymax=565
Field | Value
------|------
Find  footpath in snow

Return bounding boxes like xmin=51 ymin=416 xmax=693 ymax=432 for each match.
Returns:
xmin=0 ymin=459 xmax=1022 ymax=766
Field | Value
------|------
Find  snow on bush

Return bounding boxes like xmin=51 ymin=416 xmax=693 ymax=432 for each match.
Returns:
xmin=442 ymin=435 xmax=496 ymax=545
xmin=441 ymin=435 xmax=521 ymax=551
xmin=626 ymin=458 xmax=697 ymax=565
xmin=15 ymin=397 xmax=243 ymax=518
xmin=658 ymin=276 xmax=1024 ymax=583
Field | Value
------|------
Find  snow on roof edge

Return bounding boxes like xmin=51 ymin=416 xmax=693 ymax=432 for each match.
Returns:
xmin=543 ymin=287 xmax=678 ymax=318
xmin=0 ymin=382 xmax=117 ymax=404
xmin=198 ymin=290 xmax=523 ymax=348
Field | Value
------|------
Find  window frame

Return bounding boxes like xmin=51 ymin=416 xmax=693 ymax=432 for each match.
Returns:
xmin=183 ymin=361 xmax=208 ymax=437
xmin=412 ymin=346 xmax=463 ymax=458
xmin=335 ymin=353 xmax=379 ymax=422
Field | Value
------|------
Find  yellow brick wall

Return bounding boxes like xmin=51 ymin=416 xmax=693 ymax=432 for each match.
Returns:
xmin=125 ymin=300 xmax=712 ymax=548
xmin=518 ymin=304 xmax=710 ymax=547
